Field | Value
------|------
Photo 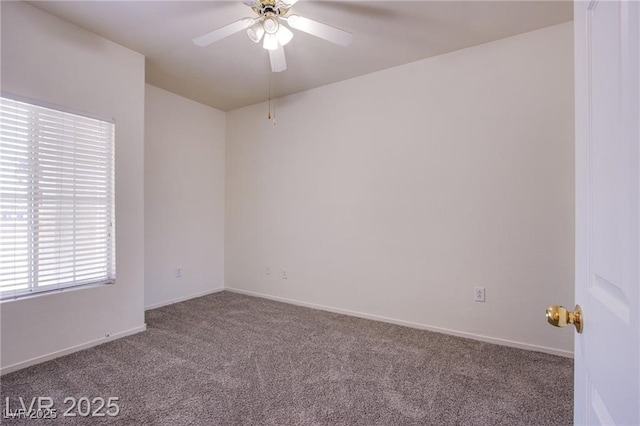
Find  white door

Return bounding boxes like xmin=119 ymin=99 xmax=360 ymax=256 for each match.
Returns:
xmin=574 ymin=0 xmax=639 ymax=424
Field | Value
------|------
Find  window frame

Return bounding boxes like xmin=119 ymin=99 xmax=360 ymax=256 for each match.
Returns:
xmin=0 ymin=92 xmax=116 ymax=301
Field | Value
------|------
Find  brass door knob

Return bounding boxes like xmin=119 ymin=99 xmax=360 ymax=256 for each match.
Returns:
xmin=546 ymin=304 xmax=583 ymax=333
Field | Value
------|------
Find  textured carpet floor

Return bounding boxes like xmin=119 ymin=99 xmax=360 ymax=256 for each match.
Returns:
xmin=1 ymin=291 xmax=573 ymax=425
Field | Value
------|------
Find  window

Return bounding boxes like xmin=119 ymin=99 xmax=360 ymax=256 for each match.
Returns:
xmin=0 ymin=95 xmax=115 ymax=300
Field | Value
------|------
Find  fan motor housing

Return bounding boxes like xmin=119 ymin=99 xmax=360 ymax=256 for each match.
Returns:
xmin=253 ymin=0 xmax=290 ymax=17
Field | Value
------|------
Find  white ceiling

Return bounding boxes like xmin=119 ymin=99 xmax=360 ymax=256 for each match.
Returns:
xmin=28 ymin=1 xmax=573 ymax=111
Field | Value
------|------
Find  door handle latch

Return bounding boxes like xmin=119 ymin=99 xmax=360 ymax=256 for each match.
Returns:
xmin=546 ymin=304 xmax=583 ymax=333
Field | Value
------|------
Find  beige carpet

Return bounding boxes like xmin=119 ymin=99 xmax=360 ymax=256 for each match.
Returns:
xmin=1 ymin=291 xmax=573 ymax=425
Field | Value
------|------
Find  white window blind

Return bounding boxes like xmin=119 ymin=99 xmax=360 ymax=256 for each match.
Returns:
xmin=0 ymin=96 xmax=115 ymax=300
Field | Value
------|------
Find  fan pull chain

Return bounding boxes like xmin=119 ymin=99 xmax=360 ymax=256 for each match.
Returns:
xmin=268 ymin=69 xmax=271 ymax=119
xmin=268 ymin=69 xmax=276 ymax=125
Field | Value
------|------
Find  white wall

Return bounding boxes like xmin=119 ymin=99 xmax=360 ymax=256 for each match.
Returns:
xmin=144 ymin=85 xmax=225 ymax=309
xmin=0 ymin=1 xmax=146 ymax=373
xmin=226 ymin=23 xmax=575 ymax=355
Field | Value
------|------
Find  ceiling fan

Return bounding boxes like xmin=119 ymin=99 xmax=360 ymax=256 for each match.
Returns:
xmin=193 ymin=0 xmax=353 ymax=73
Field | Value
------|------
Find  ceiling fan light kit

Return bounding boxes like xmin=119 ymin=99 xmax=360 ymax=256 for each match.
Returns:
xmin=193 ymin=0 xmax=353 ymax=73
xmin=263 ymin=33 xmax=278 ymax=50
xmin=247 ymin=22 xmax=265 ymax=43
xmin=275 ymin=25 xmax=294 ymax=46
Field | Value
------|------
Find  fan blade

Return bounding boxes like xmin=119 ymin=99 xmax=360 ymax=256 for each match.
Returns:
xmin=193 ymin=18 xmax=256 ymax=47
xmin=269 ymin=45 xmax=287 ymax=72
xmin=286 ymin=15 xmax=352 ymax=47
xmin=280 ymin=0 xmax=299 ymax=7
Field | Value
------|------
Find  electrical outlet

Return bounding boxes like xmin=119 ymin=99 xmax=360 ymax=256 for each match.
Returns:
xmin=175 ymin=267 xmax=182 ymax=278
xmin=282 ymin=268 xmax=288 ymax=279
xmin=266 ymin=265 xmax=271 ymax=275
xmin=474 ymin=287 xmax=485 ymax=302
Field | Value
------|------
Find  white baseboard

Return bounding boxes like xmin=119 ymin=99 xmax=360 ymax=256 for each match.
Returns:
xmin=1 ymin=324 xmax=147 ymax=376
xmin=225 ymin=287 xmax=574 ymax=359
xmin=2 ymin=286 xmax=570 ymax=376
xmin=145 ymin=287 xmax=224 ymax=311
